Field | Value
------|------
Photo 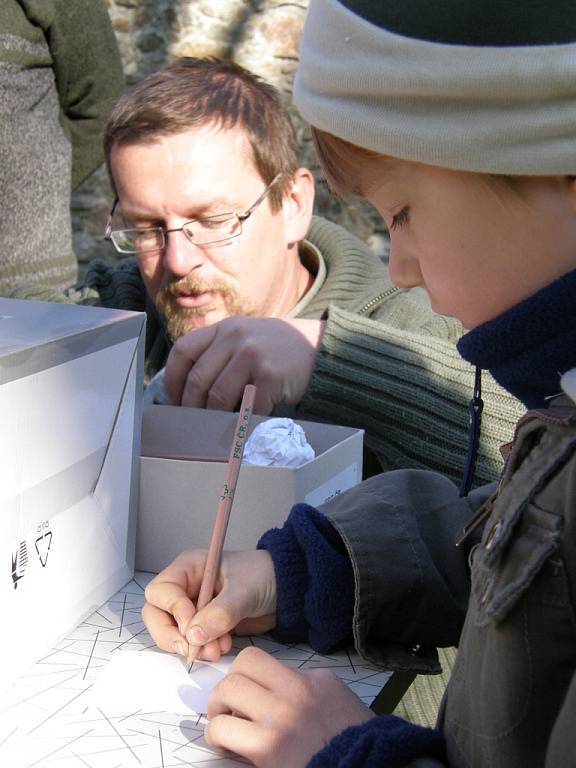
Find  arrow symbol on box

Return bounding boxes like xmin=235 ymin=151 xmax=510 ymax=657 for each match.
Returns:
xmin=35 ymin=532 xmax=52 ymax=567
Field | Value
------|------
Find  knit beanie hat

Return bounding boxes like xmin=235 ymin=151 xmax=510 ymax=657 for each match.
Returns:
xmin=293 ymin=0 xmax=576 ymax=174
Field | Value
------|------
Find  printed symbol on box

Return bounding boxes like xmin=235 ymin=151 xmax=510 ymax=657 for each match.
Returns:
xmin=12 ymin=541 xmax=28 ymax=589
xmin=35 ymin=522 xmax=52 ymax=567
xmin=220 ymin=483 xmax=234 ymax=502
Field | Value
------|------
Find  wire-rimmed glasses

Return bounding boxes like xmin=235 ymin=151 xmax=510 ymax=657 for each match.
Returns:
xmin=104 ymin=173 xmax=283 ymax=256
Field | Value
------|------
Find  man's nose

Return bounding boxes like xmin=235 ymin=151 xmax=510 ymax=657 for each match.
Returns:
xmin=162 ymin=228 xmax=206 ymax=278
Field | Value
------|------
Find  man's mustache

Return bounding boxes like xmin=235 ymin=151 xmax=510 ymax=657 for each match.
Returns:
xmin=161 ymin=275 xmax=233 ymax=299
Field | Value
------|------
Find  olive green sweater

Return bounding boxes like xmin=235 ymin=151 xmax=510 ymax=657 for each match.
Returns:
xmin=10 ymin=216 xmax=525 ymax=486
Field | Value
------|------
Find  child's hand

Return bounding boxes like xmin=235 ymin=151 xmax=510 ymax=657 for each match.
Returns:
xmin=142 ymin=550 xmax=277 ymax=661
xmin=205 ymin=646 xmax=374 ymax=767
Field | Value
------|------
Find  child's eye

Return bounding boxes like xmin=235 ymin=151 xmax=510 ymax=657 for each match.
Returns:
xmin=390 ymin=207 xmax=410 ymax=231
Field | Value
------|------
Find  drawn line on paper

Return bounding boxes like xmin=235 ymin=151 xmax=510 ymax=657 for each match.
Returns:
xmin=37 ymin=641 xmax=76 ymax=662
xmin=94 ymin=610 xmax=113 ymax=624
xmin=83 ymin=630 xmax=100 ymax=680
xmin=23 ymin=666 xmax=85 ymax=678
xmin=119 ymin=709 xmax=143 ymax=722
xmin=98 ymin=707 xmax=142 ymax=764
xmin=0 ymin=726 xmax=17 ymax=746
xmin=25 ymin=729 xmax=93 ymax=768
xmin=29 ymin=684 xmax=93 ymax=734
xmin=127 ymin=727 xmax=185 ymax=749
xmin=173 ymin=730 xmax=205 ymax=753
xmin=1 ymin=673 xmax=77 ymax=713
xmin=298 ymin=651 xmax=316 ymax=669
xmin=113 ymin=625 xmax=149 ymax=652
xmin=119 ymin=593 xmax=127 ymax=638
xmin=345 ymin=647 xmax=357 ymax=675
xmin=131 ymin=576 xmax=148 ymax=592
xmin=158 ymin=729 xmax=165 ymax=767
xmin=47 ymin=647 xmax=106 ymax=663
xmin=70 ymin=750 xmax=93 ymax=768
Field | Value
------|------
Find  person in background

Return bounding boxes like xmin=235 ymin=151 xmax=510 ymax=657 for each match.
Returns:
xmin=0 ymin=0 xmax=124 ymax=294
xmin=141 ymin=1 xmax=576 ymax=766
xmin=10 ymin=56 xmax=524 ymax=495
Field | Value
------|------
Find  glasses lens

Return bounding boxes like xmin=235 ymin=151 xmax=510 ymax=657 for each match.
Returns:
xmin=111 ymin=228 xmax=164 ymax=254
xmin=183 ymin=214 xmax=242 ymax=245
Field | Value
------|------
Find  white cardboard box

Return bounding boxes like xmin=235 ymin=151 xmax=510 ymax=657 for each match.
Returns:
xmin=137 ymin=405 xmax=364 ymax=572
xmin=0 ymin=298 xmax=145 ymax=685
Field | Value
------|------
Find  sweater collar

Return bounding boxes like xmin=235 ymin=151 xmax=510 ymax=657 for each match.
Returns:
xmin=457 ymin=268 xmax=576 ymax=409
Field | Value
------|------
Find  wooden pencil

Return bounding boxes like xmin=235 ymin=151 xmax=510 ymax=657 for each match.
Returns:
xmin=187 ymin=384 xmax=256 ymax=670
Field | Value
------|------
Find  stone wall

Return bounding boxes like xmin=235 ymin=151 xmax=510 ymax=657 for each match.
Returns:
xmin=72 ymin=0 xmax=388 ymax=270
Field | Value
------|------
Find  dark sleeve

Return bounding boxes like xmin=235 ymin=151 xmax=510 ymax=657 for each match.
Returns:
xmin=258 ymin=504 xmax=355 ymax=653
xmin=308 ymin=715 xmax=446 ymax=768
xmin=21 ymin=0 xmax=125 ymax=188
xmin=322 ymin=471 xmax=494 ymax=672
xmin=261 ymin=469 xmax=494 ymax=673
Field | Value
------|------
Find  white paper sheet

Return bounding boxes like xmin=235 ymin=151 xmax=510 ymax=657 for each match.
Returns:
xmin=91 ymin=649 xmax=232 ymax=715
xmin=0 ymin=572 xmax=392 ymax=768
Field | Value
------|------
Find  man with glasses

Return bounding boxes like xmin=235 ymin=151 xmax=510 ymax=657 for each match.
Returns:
xmin=13 ymin=56 xmax=523 ymax=493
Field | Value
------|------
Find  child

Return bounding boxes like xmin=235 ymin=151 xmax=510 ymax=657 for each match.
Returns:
xmin=143 ymin=1 xmax=576 ymax=765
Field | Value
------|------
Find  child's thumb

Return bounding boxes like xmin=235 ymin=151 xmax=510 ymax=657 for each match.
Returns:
xmin=185 ymin=594 xmax=244 ymax=648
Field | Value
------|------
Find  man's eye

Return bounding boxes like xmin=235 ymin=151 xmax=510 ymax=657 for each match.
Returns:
xmin=390 ymin=208 xmax=410 ymax=231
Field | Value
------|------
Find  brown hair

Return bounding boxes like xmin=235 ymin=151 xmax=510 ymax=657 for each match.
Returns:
xmin=105 ymin=57 xmax=301 ymax=210
xmin=311 ymin=126 xmax=382 ymax=198
xmin=311 ymin=126 xmax=525 ymax=204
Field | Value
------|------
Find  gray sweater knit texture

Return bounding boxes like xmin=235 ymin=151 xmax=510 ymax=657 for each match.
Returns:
xmin=0 ymin=0 xmax=124 ymax=294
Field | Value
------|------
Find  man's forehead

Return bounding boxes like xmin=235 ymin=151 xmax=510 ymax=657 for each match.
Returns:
xmin=110 ymin=128 xmax=263 ymax=215
xmin=111 ymin=123 xmax=255 ymax=166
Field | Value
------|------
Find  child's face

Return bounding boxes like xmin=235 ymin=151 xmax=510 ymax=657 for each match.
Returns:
xmin=364 ymin=161 xmax=576 ymax=328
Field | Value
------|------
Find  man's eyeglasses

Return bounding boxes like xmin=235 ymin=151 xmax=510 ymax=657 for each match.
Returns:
xmin=104 ymin=173 xmax=283 ymax=255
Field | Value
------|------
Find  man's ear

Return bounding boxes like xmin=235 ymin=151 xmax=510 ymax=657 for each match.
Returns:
xmin=567 ymin=176 xmax=576 ymax=212
xmin=281 ymin=168 xmax=315 ymax=245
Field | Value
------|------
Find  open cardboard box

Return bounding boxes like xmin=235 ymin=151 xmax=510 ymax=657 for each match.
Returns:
xmin=0 ymin=298 xmax=144 ymax=684
xmin=137 ymin=405 xmax=364 ymax=572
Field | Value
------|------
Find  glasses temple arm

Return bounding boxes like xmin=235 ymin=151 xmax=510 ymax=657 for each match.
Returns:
xmin=104 ymin=197 xmax=119 ymax=240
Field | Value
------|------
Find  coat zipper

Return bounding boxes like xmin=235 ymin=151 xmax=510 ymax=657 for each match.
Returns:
xmin=358 ymin=286 xmax=401 ymax=315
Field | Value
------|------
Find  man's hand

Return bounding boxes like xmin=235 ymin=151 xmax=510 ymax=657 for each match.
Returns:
xmin=142 ymin=550 xmax=277 ymax=662
xmin=206 ymin=646 xmax=375 ymax=767
xmin=164 ymin=317 xmax=326 ymax=412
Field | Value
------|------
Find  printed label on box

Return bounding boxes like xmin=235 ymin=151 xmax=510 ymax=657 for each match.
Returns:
xmin=304 ymin=462 xmax=360 ymax=508
xmin=6 ymin=518 xmax=53 ymax=594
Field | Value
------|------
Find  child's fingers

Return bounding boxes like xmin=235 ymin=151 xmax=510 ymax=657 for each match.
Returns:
xmin=141 ymin=602 xmax=189 ymax=656
xmin=208 ymin=672 xmax=275 ymax=722
xmin=227 ymin=646 xmax=297 ymax=689
xmin=205 ymin=714 xmax=268 ymax=766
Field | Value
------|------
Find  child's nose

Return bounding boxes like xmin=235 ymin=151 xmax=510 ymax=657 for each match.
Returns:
xmin=388 ymin=244 xmax=423 ymax=289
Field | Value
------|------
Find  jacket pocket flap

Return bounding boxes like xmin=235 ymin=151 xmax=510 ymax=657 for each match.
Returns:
xmin=472 ymin=501 xmax=562 ymax=625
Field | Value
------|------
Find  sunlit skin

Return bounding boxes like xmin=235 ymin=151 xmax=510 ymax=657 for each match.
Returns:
xmin=363 ymin=161 xmax=576 ymax=329
xmin=110 ymin=126 xmax=314 ymax=338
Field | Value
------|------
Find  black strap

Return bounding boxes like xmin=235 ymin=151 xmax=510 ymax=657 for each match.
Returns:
xmin=459 ymin=366 xmax=484 ymax=497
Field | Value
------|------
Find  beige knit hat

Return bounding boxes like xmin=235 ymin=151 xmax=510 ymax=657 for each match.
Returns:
xmin=294 ymin=0 xmax=576 ymax=174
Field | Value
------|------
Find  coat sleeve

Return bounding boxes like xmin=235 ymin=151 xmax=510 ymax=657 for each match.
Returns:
xmin=19 ymin=0 xmax=125 ymax=188
xmin=297 ymin=303 xmax=525 ymax=488
xmin=307 ymin=715 xmax=447 ymax=768
xmin=321 ymin=470 xmax=495 ymax=673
